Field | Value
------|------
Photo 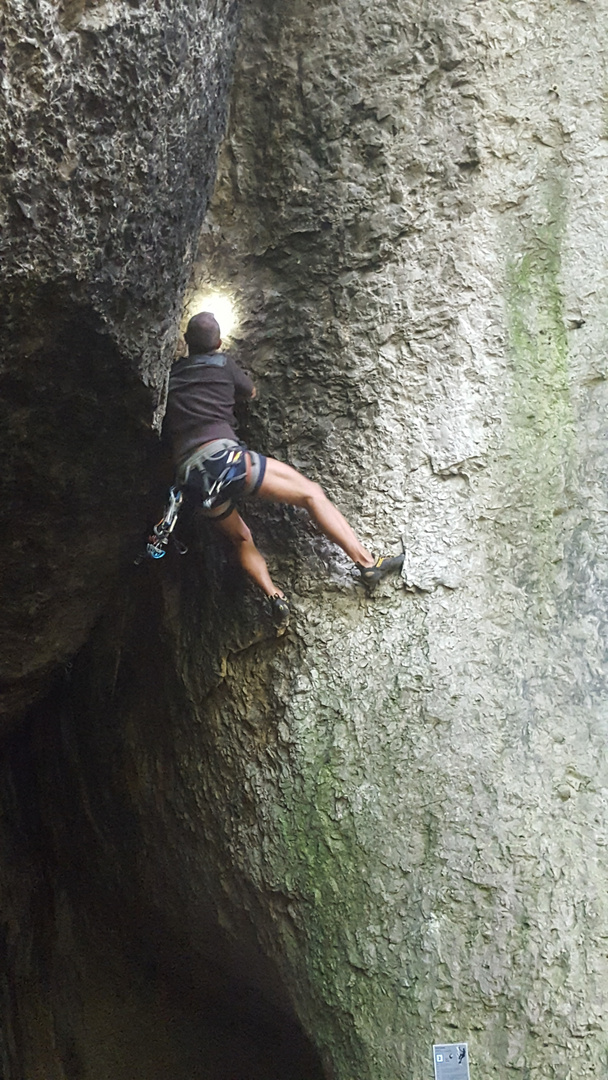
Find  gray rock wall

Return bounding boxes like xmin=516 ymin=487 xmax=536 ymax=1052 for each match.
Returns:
xmin=0 ymin=3 xmax=245 ymax=1075
xmin=86 ymin=1 xmax=607 ymax=1076
xmin=4 ymin=0 xmax=608 ymax=1078
xmin=0 ymin=0 xmax=238 ymax=727
xmin=1 ymin=0 xmax=237 ymax=370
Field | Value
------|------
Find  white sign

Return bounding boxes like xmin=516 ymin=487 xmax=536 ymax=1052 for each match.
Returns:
xmin=433 ymin=1043 xmax=470 ymax=1080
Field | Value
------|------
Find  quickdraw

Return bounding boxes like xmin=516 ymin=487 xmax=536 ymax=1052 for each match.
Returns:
xmin=135 ymin=486 xmax=187 ymax=564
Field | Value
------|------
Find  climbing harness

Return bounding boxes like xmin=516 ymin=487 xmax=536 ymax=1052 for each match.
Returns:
xmin=135 ymin=486 xmax=187 ymax=564
xmin=183 ymin=445 xmax=247 ymax=509
xmin=135 ymin=444 xmax=248 ymax=564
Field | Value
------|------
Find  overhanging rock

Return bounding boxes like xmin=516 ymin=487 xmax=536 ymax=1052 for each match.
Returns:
xmin=0 ymin=0 xmax=238 ymax=728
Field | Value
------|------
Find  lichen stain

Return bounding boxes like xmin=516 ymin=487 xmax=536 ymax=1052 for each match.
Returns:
xmin=505 ymin=180 xmax=577 ymax=602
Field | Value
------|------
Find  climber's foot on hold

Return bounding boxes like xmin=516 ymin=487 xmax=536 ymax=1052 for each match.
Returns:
xmin=269 ymin=594 xmax=290 ymax=636
xmin=356 ymin=554 xmax=405 ymax=589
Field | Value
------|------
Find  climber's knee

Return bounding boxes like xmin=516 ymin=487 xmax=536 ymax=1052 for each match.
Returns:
xmin=213 ymin=509 xmax=253 ymax=548
xmin=301 ymin=480 xmax=326 ymax=514
xmin=232 ymin=520 xmax=253 ymax=547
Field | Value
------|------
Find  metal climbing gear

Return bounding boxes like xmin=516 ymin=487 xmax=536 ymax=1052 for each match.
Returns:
xmin=135 ymin=486 xmax=187 ymax=563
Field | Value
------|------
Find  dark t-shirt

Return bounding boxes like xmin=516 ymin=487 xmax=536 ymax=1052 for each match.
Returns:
xmin=165 ymin=352 xmax=254 ymax=465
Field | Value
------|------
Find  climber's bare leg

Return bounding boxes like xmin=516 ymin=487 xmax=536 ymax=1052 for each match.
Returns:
xmin=212 ymin=508 xmax=284 ymax=598
xmin=256 ymin=458 xmax=374 ymax=567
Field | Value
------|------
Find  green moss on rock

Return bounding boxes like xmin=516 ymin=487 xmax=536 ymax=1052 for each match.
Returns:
xmin=505 ymin=183 xmax=576 ymax=598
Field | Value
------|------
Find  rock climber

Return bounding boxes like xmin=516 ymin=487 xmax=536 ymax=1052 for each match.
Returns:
xmin=164 ymin=311 xmax=404 ymax=630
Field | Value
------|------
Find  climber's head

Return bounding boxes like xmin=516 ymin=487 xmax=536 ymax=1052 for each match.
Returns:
xmin=185 ymin=311 xmax=221 ymax=354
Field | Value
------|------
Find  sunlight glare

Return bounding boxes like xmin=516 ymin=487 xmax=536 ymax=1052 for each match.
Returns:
xmin=187 ymin=292 xmax=237 ymax=339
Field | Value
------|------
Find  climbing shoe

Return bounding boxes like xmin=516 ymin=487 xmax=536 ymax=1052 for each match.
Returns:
xmin=269 ymin=594 xmax=290 ymax=635
xmin=356 ymin=553 xmax=405 ymax=589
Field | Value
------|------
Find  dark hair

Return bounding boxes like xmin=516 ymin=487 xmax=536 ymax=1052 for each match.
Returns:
xmin=185 ymin=311 xmax=221 ymax=353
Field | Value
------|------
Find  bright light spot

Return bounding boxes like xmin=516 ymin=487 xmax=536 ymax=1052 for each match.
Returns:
xmin=187 ymin=291 xmax=238 ymax=339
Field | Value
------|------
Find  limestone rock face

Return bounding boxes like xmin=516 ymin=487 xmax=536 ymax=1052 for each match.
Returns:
xmin=0 ymin=0 xmax=238 ymax=726
xmin=4 ymin=0 xmax=608 ymax=1078
xmin=65 ymin=1 xmax=608 ymax=1077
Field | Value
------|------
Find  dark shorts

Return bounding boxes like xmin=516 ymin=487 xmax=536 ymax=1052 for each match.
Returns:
xmin=178 ymin=439 xmax=267 ymax=520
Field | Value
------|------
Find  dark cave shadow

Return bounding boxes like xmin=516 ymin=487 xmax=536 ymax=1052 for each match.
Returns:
xmin=0 ymin=626 xmax=327 ymax=1080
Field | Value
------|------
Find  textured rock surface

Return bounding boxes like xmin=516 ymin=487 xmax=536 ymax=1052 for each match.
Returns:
xmin=0 ymin=0 xmax=238 ymax=726
xmin=0 ymin=691 xmax=324 ymax=1080
xmin=4 ymin=0 xmax=608 ymax=1078
xmin=63 ymin=0 xmax=608 ymax=1077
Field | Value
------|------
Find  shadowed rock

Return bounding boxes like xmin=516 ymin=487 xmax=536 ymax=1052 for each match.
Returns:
xmin=0 ymin=0 xmax=239 ymax=728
